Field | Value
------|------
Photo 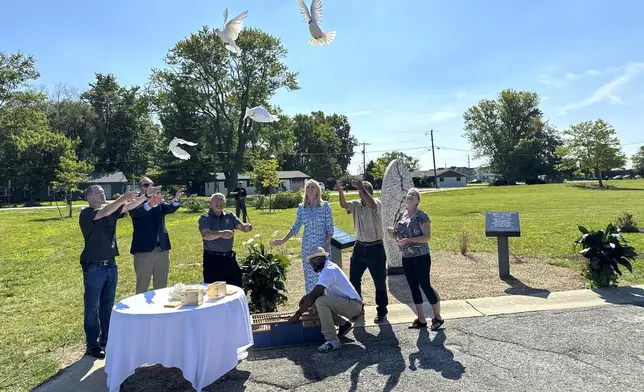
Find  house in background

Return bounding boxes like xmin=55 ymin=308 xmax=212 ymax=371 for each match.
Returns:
xmin=0 ymin=171 xmax=129 ymax=204
xmin=411 ymin=169 xmax=468 ymax=188
xmin=204 ymin=171 xmax=311 ymax=196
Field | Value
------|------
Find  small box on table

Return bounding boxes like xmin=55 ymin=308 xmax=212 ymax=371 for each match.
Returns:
xmin=208 ymin=281 xmax=226 ymax=299
xmin=180 ymin=288 xmax=204 ymax=306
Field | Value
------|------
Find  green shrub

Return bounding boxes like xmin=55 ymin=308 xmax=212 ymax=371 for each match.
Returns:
xmin=240 ymin=234 xmax=290 ymax=313
xmin=273 ymin=191 xmax=301 ymax=209
xmin=615 ymin=212 xmax=639 ymax=233
xmin=182 ymin=195 xmax=208 ymax=213
xmin=575 ymin=224 xmax=637 ymax=288
xmin=111 ymin=193 xmax=121 ymax=200
xmin=254 ymin=195 xmax=267 ymax=210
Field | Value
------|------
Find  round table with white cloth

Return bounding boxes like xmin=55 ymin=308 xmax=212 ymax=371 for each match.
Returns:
xmin=104 ymin=285 xmax=253 ymax=392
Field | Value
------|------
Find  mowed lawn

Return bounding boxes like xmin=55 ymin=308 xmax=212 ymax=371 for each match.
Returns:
xmin=1 ymin=181 xmax=643 ymax=390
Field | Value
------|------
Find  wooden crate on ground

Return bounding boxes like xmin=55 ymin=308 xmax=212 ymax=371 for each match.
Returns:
xmin=251 ymin=311 xmax=324 ymax=349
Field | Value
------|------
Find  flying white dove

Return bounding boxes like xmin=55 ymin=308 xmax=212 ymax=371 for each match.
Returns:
xmin=214 ymin=8 xmax=248 ymax=54
xmin=244 ymin=106 xmax=279 ymax=123
xmin=297 ymin=0 xmax=336 ymax=46
xmin=168 ymin=137 xmax=198 ymax=160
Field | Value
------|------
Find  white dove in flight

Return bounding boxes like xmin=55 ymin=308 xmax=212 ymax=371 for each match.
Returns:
xmin=297 ymin=0 xmax=336 ymax=46
xmin=244 ymin=106 xmax=279 ymax=123
xmin=168 ymin=137 xmax=198 ymax=160
xmin=214 ymin=8 xmax=248 ymax=54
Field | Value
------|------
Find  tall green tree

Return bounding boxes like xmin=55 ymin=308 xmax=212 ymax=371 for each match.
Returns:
xmin=81 ymin=73 xmax=160 ymax=178
xmin=631 ymin=146 xmax=644 ymax=176
xmin=372 ymin=151 xmax=420 ymax=180
xmin=463 ymin=89 xmax=560 ymax=184
xmin=556 ymin=119 xmax=627 ymax=187
xmin=291 ymin=111 xmax=356 ymax=180
xmin=51 ymin=140 xmax=93 ymax=216
xmin=151 ymin=27 xmax=298 ymax=191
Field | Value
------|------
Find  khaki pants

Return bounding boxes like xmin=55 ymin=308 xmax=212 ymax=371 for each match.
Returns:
xmin=315 ymin=295 xmax=363 ymax=341
xmin=133 ymin=248 xmax=170 ymax=294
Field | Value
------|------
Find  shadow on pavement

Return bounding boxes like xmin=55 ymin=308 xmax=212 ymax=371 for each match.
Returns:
xmin=33 ymin=355 xmax=106 ymax=392
xmin=408 ymin=330 xmax=465 ymax=380
xmin=502 ymin=275 xmax=551 ymax=298
xmin=596 ymin=285 xmax=644 ymax=305
xmin=349 ymin=323 xmax=405 ymax=392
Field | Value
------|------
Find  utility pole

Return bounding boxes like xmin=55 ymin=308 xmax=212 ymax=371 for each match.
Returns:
xmin=468 ymin=155 xmax=471 ymax=179
xmin=361 ymin=142 xmax=371 ymax=180
xmin=425 ymin=130 xmax=438 ymax=189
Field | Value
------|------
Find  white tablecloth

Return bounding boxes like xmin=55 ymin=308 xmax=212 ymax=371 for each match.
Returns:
xmin=105 ymin=285 xmax=253 ymax=392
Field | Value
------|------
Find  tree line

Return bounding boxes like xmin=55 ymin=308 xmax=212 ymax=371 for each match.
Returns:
xmin=0 ymin=26 xmax=357 ymax=201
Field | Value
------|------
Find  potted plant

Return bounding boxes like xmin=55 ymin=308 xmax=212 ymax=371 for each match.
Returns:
xmin=240 ymin=235 xmax=323 ymax=348
xmin=575 ymin=224 xmax=637 ymax=288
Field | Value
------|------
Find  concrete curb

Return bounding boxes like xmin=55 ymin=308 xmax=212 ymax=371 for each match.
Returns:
xmin=32 ymin=285 xmax=644 ymax=392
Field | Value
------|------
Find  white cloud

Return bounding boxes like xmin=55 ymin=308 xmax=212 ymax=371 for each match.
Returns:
xmin=585 ymin=69 xmax=602 ymax=76
xmin=347 ymin=110 xmax=374 ymax=117
xmin=426 ymin=109 xmax=459 ymax=123
xmin=557 ymin=62 xmax=644 ymax=115
xmin=565 ymin=72 xmax=582 ymax=81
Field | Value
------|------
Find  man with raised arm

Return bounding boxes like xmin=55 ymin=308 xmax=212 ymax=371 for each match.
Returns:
xmin=337 ymin=179 xmax=389 ymax=323
xmin=79 ymin=185 xmax=150 ymax=359
xmin=129 ymin=176 xmax=184 ymax=294
xmin=198 ymin=193 xmax=252 ymax=287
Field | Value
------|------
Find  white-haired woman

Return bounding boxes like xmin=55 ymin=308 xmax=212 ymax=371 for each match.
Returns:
xmin=271 ymin=180 xmax=334 ymax=293
xmin=388 ymin=188 xmax=443 ymax=330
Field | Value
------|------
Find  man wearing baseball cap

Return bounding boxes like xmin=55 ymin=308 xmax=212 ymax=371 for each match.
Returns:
xmin=288 ymin=247 xmax=363 ymax=353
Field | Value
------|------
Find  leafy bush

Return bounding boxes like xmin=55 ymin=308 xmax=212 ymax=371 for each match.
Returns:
xmin=489 ymin=179 xmax=515 ymax=186
xmin=575 ymin=224 xmax=637 ymax=288
xmin=273 ymin=191 xmax=301 ymax=209
xmin=240 ymin=234 xmax=291 ymax=313
xmin=253 ymin=195 xmax=267 ymax=210
xmin=182 ymin=195 xmax=208 ymax=213
xmin=525 ymin=178 xmax=546 ymax=185
xmin=111 ymin=193 xmax=121 ymax=200
xmin=23 ymin=201 xmax=41 ymax=207
xmin=615 ymin=212 xmax=639 ymax=233
xmin=321 ymin=189 xmax=330 ymax=201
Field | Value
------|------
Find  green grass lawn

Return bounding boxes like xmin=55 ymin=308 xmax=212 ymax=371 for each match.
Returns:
xmin=1 ymin=180 xmax=643 ymax=390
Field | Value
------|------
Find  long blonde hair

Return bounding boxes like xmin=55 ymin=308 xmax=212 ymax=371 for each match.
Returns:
xmin=302 ymin=179 xmax=322 ymax=208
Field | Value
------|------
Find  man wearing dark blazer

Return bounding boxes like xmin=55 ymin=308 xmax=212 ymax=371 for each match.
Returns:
xmin=129 ymin=177 xmax=184 ymax=294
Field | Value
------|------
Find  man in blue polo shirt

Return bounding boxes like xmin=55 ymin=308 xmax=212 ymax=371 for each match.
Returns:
xmin=79 ymin=185 xmax=149 ymax=358
xmin=198 ymin=193 xmax=252 ymax=287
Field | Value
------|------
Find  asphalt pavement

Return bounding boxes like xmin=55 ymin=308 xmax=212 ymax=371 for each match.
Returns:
xmin=117 ymin=304 xmax=644 ymax=392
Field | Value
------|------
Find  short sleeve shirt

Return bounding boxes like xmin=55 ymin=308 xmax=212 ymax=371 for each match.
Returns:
xmin=198 ymin=209 xmax=241 ymax=252
xmin=346 ymin=199 xmax=384 ymax=242
xmin=395 ymin=210 xmax=431 ymax=258
xmin=79 ymin=205 xmax=125 ymax=263
xmin=317 ymin=260 xmax=361 ymax=301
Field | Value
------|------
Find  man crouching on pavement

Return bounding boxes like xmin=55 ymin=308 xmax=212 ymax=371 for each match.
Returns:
xmin=288 ymin=247 xmax=363 ymax=353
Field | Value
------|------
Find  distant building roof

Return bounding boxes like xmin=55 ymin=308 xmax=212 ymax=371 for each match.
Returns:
xmin=84 ymin=172 xmax=129 ymax=184
xmin=411 ymin=169 xmax=468 ymax=178
xmin=208 ymin=171 xmax=311 ymax=181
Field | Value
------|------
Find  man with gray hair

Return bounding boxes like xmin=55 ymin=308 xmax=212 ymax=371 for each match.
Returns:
xmin=337 ymin=179 xmax=389 ymax=323
xmin=78 ymin=185 xmax=148 ymax=358
xmin=198 ymin=193 xmax=252 ymax=287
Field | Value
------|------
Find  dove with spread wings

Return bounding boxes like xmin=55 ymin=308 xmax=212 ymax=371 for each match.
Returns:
xmin=297 ymin=0 xmax=336 ymax=46
xmin=168 ymin=137 xmax=198 ymax=160
xmin=214 ymin=8 xmax=248 ymax=54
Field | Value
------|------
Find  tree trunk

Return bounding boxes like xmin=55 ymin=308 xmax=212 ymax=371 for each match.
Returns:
xmin=597 ymin=167 xmax=604 ymax=188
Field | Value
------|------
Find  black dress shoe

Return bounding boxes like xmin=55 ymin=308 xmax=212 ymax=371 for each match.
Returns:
xmin=337 ymin=321 xmax=354 ymax=339
xmin=86 ymin=347 xmax=105 ymax=359
xmin=374 ymin=314 xmax=388 ymax=324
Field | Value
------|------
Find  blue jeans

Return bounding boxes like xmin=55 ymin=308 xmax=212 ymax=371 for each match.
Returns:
xmin=82 ymin=262 xmax=118 ymax=350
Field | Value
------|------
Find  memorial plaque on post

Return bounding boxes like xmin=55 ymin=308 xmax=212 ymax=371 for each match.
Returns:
xmin=330 ymin=227 xmax=356 ymax=268
xmin=485 ymin=212 xmax=521 ymax=279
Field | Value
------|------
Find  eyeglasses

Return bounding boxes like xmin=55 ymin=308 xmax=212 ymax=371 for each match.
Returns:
xmin=141 ymin=183 xmax=152 ymax=188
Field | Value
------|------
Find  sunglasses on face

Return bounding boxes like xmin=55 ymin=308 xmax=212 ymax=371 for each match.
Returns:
xmin=141 ymin=183 xmax=152 ymax=188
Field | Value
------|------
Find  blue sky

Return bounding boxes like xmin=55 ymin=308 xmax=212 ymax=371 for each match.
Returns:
xmin=2 ymin=0 xmax=644 ymax=174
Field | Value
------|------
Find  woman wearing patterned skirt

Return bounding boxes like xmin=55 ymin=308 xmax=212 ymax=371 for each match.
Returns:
xmin=271 ymin=180 xmax=334 ymax=293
